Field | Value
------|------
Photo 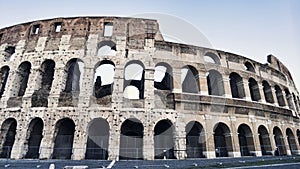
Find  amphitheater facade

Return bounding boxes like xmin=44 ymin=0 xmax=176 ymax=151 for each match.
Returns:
xmin=0 ymin=16 xmax=300 ymax=160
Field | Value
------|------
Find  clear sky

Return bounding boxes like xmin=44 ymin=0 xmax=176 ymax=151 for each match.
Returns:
xmin=0 ymin=0 xmax=299 ymax=89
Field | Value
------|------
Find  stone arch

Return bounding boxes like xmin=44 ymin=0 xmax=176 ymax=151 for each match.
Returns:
xmin=154 ymin=62 xmax=173 ymax=91
xmin=85 ymin=118 xmax=109 ymax=160
xmin=93 ymin=60 xmax=115 ymax=99
xmin=97 ymin=40 xmax=117 ymax=56
xmin=182 ymin=65 xmax=199 ymax=93
xmin=123 ymin=60 xmax=145 ymax=99
xmin=275 ymin=85 xmax=285 ymax=107
xmin=154 ymin=119 xmax=176 ymax=159
xmin=273 ymin=126 xmax=287 ymax=156
xmin=58 ymin=58 xmax=84 ymax=107
xmin=24 ymin=117 xmax=44 ymax=159
xmin=248 ymin=78 xmax=260 ymax=101
xmin=213 ymin=122 xmax=233 ymax=157
xmin=262 ymin=81 xmax=274 ymax=103
xmin=0 ymin=118 xmax=17 ymax=158
xmin=32 ymin=59 xmax=55 ymax=107
xmin=207 ymin=70 xmax=224 ymax=96
xmin=229 ymin=72 xmax=245 ymax=99
xmin=16 ymin=61 xmax=31 ymax=97
xmin=204 ymin=52 xmax=220 ymax=64
xmin=244 ymin=61 xmax=255 ymax=73
xmin=258 ymin=125 xmax=272 ymax=155
xmin=0 ymin=66 xmax=9 ymax=98
xmin=185 ymin=121 xmax=206 ymax=158
xmin=119 ymin=118 xmax=144 ymax=160
xmin=286 ymin=128 xmax=298 ymax=155
xmin=285 ymin=89 xmax=294 ymax=110
xmin=52 ymin=118 xmax=75 ymax=159
xmin=237 ymin=124 xmax=255 ymax=156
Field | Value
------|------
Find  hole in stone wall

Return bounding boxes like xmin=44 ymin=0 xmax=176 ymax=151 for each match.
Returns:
xmin=275 ymin=85 xmax=285 ymax=107
xmin=154 ymin=63 xmax=173 ymax=91
xmin=229 ymin=72 xmax=245 ymax=99
xmin=104 ymin=22 xmax=113 ymax=37
xmin=0 ymin=66 xmax=9 ymax=98
xmin=207 ymin=70 xmax=224 ymax=96
xmin=204 ymin=52 xmax=220 ymax=64
xmin=54 ymin=22 xmax=62 ymax=32
xmin=185 ymin=121 xmax=205 ymax=158
xmin=97 ymin=41 xmax=116 ymax=57
xmin=248 ymin=78 xmax=260 ymax=101
xmin=262 ymin=81 xmax=274 ymax=103
xmin=0 ymin=118 xmax=17 ymax=158
xmin=24 ymin=118 xmax=43 ymax=159
xmin=4 ymin=46 xmax=16 ymax=61
xmin=182 ymin=65 xmax=199 ymax=93
xmin=244 ymin=62 xmax=255 ymax=73
xmin=285 ymin=89 xmax=294 ymax=111
xmin=123 ymin=61 xmax=145 ymax=99
xmin=31 ymin=24 xmax=40 ymax=35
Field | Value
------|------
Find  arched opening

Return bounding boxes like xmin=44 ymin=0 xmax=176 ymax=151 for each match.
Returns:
xmin=58 ymin=58 xmax=84 ymax=107
xmin=297 ymin=129 xmax=300 ymax=147
xmin=204 ymin=52 xmax=220 ymax=64
xmin=181 ymin=65 xmax=199 ymax=93
xmin=248 ymin=78 xmax=260 ymax=101
xmin=275 ymin=85 xmax=285 ymax=107
xmin=85 ymin=118 xmax=109 ymax=160
xmin=244 ymin=62 xmax=255 ymax=73
xmin=262 ymin=81 xmax=274 ymax=103
xmin=273 ymin=127 xmax=287 ymax=156
xmin=32 ymin=60 xmax=55 ymax=107
xmin=154 ymin=119 xmax=175 ymax=159
xmin=207 ymin=70 xmax=224 ymax=96
xmin=24 ymin=118 xmax=43 ymax=159
xmin=154 ymin=62 xmax=173 ymax=91
xmin=97 ymin=40 xmax=116 ymax=57
xmin=185 ymin=121 xmax=205 ymax=158
xmin=52 ymin=118 xmax=75 ymax=159
xmin=93 ymin=60 xmax=115 ymax=99
xmin=123 ymin=60 xmax=145 ymax=99
xmin=286 ymin=128 xmax=297 ymax=155
xmin=213 ymin=123 xmax=233 ymax=157
xmin=229 ymin=72 xmax=245 ymax=99
xmin=119 ymin=118 xmax=143 ymax=160
xmin=285 ymin=89 xmax=294 ymax=110
xmin=0 ymin=118 xmax=17 ymax=158
xmin=4 ymin=46 xmax=16 ymax=61
xmin=238 ymin=124 xmax=255 ymax=156
xmin=0 ymin=66 xmax=9 ymax=98
xmin=258 ymin=125 xmax=272 ymax=155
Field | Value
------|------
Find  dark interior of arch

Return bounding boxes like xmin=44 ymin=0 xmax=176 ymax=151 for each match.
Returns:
xmin=245 ymin=62 xmax=255 ymax=73
xmin=248 ymin=78 xmax=260 ymax=101
xmin=52 ymin=119 xmax=75 ymax=159
xmin=65 ymin=60 xmax=81 ymax=93
xmin=24 ymin=118 xmax=43 ymax=159
xmin=98 ymin=40 xmax=117 ymax=51
xmin=275 ymin=86 xmax=285 ymax=106
xmin=273 ymin=127 xmax=287 ymax=156
xmin=119 ymin=119 xmax=143 ymax=160
xmin=4 ymin=46 xmax=15 ymax=61
xmin=0 ymin=66 xmax=9 ymax=98
xmin=85 ymin=118 xmax=109 ymax=160
xmin=123 ymin=62 xmax=145 ymax=99
xmin=292 ymin=94 xmax=299 ymax=111
xmin=32 ymin=60 xmax=55 ymax=107
xmin=185 ymin=122 xmax=205 ymax=158
xmin=18 ymin=62 xmax=31 ymax=97
xmin=0 ymin=119 xmax=17 ymax=158
xmin=182 ymin=66 xmax=199 ymax=93
xmin=214 ymin=124 xmax=230 ymax=157
xmin=154 ymin=120 xmax=175 ymax=159
xmin=285 ymin=89 xmax=294 ymax=110
xmin=286 ymin=129 xmax=297 ymax=155
xmin=229 ymin=73 xmax=245 ymax=99
xmin=238 ymin=125 xmax=255 ymax=156
xmin=262 ymin=81 xmax=274 ymax=103
xmin=258 ymin=126 xmax=272 ymax=155
xmin=207 ymin=70 xmax=224 ymax=96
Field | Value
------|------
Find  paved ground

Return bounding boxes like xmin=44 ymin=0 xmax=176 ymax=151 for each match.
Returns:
xmin=0 ymin=156 xmax=299 ymax=169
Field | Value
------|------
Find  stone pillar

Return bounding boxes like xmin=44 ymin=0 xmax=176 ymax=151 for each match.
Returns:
xmin=229 ymin=117 xmax=241 ymax=157
xmin=258 ymin=84 xmax=266 ymax=103
xmin=269 ymin=134 xmax=277 ymax=156
xmin=250 ymin=117 xmax=262 ymax=156
xmin=143 ymin=121 xmax=154 ymax=160
xmin=223 ymin=77 xmax=232 ymax=98
xmin=282 ymin=91 xmax=289 ymax=109
xmin=204 ymin=131 xmax=216 ymax=158
xmin=144 ymin=67 xmax=155 ymax=110
xmin=243 ymin=79 xmax=252 ymax=101
xmin=271 ymin=88 xmax=279 ymax=106
xmin=108 ymin=114 xmax=120 ymax=160
xmin=48 ymin=66 xmax=65 ymax=108
xmin=72 ymin=119 xmax=87 ymax=160
xmin=10 ymin=123 xmax=27 ymax=159
xmin=292 ymin=133 xmax=300 ymax=155
xmin=39 ymin=121 xmax=55 ymax=159
xmin=174 ymin=121 xmax=186 ymax=160
xmin=22 ymin=66 xmax=40 ymax=108
xmin=172 ymin=69 xmax=182 ymax=94
xmin=78 ymin=66 xmax=93 ymax=108
xmin=199 ymin=71 xmax=208 ymax=95
xmin=283 ymin=135 xmax=292 ymax=156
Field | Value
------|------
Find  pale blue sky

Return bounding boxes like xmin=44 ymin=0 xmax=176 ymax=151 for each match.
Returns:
xmin=0 ymin=0 xmax=299 ymax=89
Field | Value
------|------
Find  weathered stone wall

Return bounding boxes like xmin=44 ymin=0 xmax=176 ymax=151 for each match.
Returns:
xmin=0 ymin=16 xmax=299 ymax=160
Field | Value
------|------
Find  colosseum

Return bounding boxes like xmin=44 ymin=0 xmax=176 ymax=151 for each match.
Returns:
xmin=0 ymin=16 xmax=299 ymax=161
